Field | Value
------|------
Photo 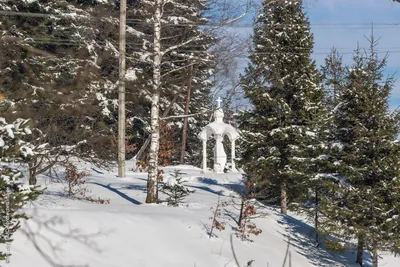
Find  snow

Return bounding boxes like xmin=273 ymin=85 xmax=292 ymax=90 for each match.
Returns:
xmin=2 ymin=162 xmax=400 ymax=267
xmin=331 ymin=142 xmax=344 ymax=150
xmin=305 ymin=131 xmax=316 ymax=137
xmin=125 ymin=68 xmax=137 ymax=81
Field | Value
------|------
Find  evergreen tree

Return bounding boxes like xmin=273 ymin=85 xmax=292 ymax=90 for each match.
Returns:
xmin=321 ymin=47 xmax=346 ymax=110
xmin=326 ymin=38 xmax=400 ymax=267
xmin=0 ymin=118 xmax=43 ymax=261
xmin=296 ymin=47 xmax=347 ymax=248
xmin=0 ymin=0 xmax=139 ymax=182
xmin=238 ymin=0 xmax=325 ymax=214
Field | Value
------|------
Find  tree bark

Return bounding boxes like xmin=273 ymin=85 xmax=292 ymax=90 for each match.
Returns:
xmin=179 ymin=64 xmax=193 ymax=164
xmin=146 ymin=0 xmax=162 ymax=204
xmin=315 ymin=185 xmax=319 ymax=247
xmin=29 ymin=165 xmax=37 ymax=185
xmin=238 ymin=196 xmax=245 ymax=227
xmin=356 ymin=234 xmax=364 ymax=266
xmin=372 ymin=241 xmax=378 ymax=267
xmin=133 ymin=87 xmax=183 ymax=171
xmin=281 ymin=180 xmax=287 ymax=215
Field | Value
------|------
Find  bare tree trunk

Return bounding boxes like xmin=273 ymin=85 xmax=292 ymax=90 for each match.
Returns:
xmin=356 ymin=233 xmax=364 ymax=266
xmin=134 ymin=88 xmax=183 ymax=171
xmin=29 ymin=164 xmax=37 ymax=185
xmin=281 ymin=181 xmax=287 ymax=215
xmin=372 ymin=241 xmax=378 ymax=267
xmin=238 ymin=196 xmax=245 ymax=226
xmin=146 ymin=0 xmax=162 ymax=204
xmin=315 ymin=185 xmax=319 ymax=247
xmin=180 ymin=64 xmax=193 ymax=164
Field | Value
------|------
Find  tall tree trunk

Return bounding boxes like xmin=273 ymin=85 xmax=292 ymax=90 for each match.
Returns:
xmin=179 ymin=64 xmax=193 ymax=164
xmin=29 ymin=165 xmax=37 ymax=185
xmin=315 ymin=185 xmax=319 ymax=247
xmin=28 ymin=160 xmax=38 ymax=185
xmin=146 ymin=1 xmax=162 ymax=203
xmin=356 ymin=233 xmax=364 ymax=266
xmin=133 ymin=86 xmax=183 ymax=172
xmin=372 ymin=241 xmax=378 ymax=267
xmin=238 ymin=196 xmax=245 ymax=226
xmin=281 ymin=181 xmax=287 ymax=215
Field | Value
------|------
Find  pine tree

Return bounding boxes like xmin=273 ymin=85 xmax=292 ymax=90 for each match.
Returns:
xmin=296 ymin=48 xmax=347 ymax=248
xmin=0 ymin=0 xmax=139 ymax=182
xmin=238 ymin=0 xmax=325 ymax=214
xmin=321 ymin=47 xmax=346 ymax=110
xmin=0 ymin=118 xmax=43 ymax=261
xmin=325 ymin=37 xmax=400 ymax=267
xmin=0 ymin=0 xmax=162 ymax=182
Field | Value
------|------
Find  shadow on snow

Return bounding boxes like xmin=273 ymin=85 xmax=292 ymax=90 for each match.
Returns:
xmin=90 ymin=182 xmax=142 ymax=205
xmin=277 ymin=213 xmax=372 ymax=267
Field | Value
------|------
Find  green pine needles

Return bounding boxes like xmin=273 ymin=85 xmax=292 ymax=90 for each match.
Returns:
xmin=238 ymin=0 xmax=325 ymax=214
xmin=238 ymin=1 xmax=400 ymax=265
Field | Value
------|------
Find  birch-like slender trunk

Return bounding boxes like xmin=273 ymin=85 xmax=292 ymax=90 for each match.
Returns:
xmin=146 ymin=0 xmax=162 ymax=203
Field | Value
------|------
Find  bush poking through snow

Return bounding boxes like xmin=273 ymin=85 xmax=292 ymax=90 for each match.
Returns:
xmin=64 ymin=164 xmax=90 ymax=198
xmin=237 ymin=201 xmax=262 ymax=241
xmin=86 ymin=196 xmax=110 ymax=205
xmin=208 ymin=196 xmax=227 ymax=238
xmin=0 ymin=118 xmax=43 ymax=261
xmin=234 ymin=176 xmax=262 ymax=241
xmin=159 ymin=170 xmax=194 ymax=207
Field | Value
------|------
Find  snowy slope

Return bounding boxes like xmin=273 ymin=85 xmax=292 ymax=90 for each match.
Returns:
xmin=4 ymin=162 xmax=400 ymax=267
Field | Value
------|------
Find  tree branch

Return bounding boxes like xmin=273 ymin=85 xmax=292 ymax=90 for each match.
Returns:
xmin=161 ymin=0 xmax=255 ymax=56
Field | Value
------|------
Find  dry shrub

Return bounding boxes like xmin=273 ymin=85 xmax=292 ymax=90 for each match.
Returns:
xmin=158 ymin=122 xmax=177 ymax=166
xmin=208 ymin=196 xmax=228 ymax=238
xmin=238 ymin=202 xmax=262 ymax=241
xmin=136 ymin=160 xmax=147 ymax=172
xmin=64 ymin=164 xmax=90 ymax=198
xmin=86 ymin=196 xmax=110 ymax=204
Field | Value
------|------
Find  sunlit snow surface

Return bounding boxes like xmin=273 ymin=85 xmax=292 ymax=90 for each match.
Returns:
xmin=4 ymin=161 xmax=400 ymax=267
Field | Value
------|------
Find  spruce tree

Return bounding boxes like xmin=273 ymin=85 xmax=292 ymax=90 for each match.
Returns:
xmin=0 ymin=0 xmax=138 ymax=182
xmin=0 ymin=118 xmax=43 ymax=261
xmin=238 ymin=0 xmax=325 ymax=214
xmin=326 ymin=37 xmax=400 ymax=267
xmin=296 ymin=48 xmax=347 ymax=248
xmin=321 ymin=47 xmax=346 ymax=110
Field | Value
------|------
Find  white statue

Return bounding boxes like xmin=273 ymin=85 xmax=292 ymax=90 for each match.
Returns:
xmin=198 ymin=97 xmax=239 ymax=173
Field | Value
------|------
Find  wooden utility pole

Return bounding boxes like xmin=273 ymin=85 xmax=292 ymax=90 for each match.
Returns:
xmin=180 ymin=64 xmax=193 ymax=164
xmin=118 ymin=0 xmax=127 ymax=177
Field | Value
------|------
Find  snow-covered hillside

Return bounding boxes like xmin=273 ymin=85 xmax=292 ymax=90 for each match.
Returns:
xmin=5 ymin=162 xmax=400 ymax=267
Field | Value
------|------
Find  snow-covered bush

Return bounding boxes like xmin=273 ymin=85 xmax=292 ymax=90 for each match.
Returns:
xmin=159 ymin=170 xmax=194 ymax=207
xmin=0 ymin=118 xmax=43 ymax=261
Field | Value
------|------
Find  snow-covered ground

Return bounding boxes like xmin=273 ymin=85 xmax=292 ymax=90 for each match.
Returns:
xmin=5 ymin=161 xmax=400 ymax=267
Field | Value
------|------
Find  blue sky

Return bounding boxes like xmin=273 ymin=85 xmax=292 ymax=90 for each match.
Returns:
xmin=234 ymin=0 xmax=400 ymax=109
